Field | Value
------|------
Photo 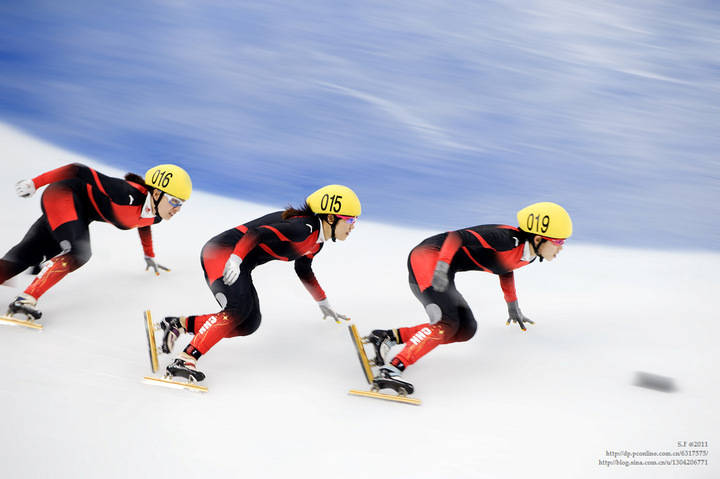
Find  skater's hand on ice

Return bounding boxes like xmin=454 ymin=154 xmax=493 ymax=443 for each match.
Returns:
xmin=318 ymin=299 xmax=350 ymax=323
xmin=505 ymin=300 xmax=534 ymax=331
xmin=431 ymin=260 xmax=450 ymax=292
xmin=145 ymin=256 xmax=170 ymax=276
xmin=223 ymin=254 xmax=242 ymax=285
xmin=15 ymin=179 xmax=36 ymax=198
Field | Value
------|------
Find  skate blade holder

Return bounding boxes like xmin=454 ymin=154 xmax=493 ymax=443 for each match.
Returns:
xmin=142 ymin=375 xmax=208 ymax=393
xmin=359 ymin=336 xmax=381 ymax=367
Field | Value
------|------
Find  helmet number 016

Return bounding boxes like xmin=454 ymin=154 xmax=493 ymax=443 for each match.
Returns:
xmin=526 ymin=214 xmax=550 ymax=234
xmin=320 ymin=194 xmax=343 ymax=213
xmin=152 ymin=170 xmax=174 ymax=189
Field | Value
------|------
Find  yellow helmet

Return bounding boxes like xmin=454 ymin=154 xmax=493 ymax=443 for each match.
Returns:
xmin=306 ymin=184 xmax=361 ymax=217
xmin=517 ymin=202 xmax=572 ymax=239
xmin=144 ymin=164 xmax=192 ymax=201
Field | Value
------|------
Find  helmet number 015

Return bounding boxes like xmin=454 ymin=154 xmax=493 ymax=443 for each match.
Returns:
xmin=152 ymin=169 xmax=174 ymax=188
xmin=320 ymin=194 xmax=343 ymax=213
xmin=526 ymin=214 xmax=550 ymax=234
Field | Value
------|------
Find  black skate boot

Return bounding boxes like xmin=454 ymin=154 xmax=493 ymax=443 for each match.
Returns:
xmin=7 ymin=295 xmax=42 ymax=320
xmin=373 ymin=364 xmax=414 ymax=396
xmin=365 ymin=329 xmax=399 ymax=367
xmin=159 ymin=316 xmax=186 ymax=354
xmin=166 ymin=354 xmax=205 ymax=382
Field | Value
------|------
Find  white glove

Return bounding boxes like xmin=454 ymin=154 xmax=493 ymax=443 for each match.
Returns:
xmin=317 ymin=299 xmax=350 ymax=323
xmin=431 ymin=260 xmax=450 ymax=292
xmin=15 ymin=179 xmax=36 ymax=198
xmin=144 ymin=256 xmax=170 ymax=275
xmin=223 ymin=254 xmax=242 ymax=285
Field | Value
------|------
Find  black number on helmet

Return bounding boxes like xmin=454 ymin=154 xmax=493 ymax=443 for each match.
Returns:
xmin=541 ymin=215 xmax=550 ymax=233
xmin=320 ymin=193 xmax=329 ymax=211
xmin=333 ymin=195 xmax=342 ymax=213
xmin=161 ymin=172 xmax=173 ymax=188
xmin=526 ymin=214 xmax=535 ymax=232
xmin=151 ymin=169 xmax=173 ymax=189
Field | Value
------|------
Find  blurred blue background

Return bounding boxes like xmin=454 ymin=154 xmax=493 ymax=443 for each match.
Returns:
xmin=1 ymin=1 xmax=718 ymax=249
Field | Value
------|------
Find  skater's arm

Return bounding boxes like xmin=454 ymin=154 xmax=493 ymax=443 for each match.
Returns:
xmin=138 ymin=226 xmax=155 ymax=258
xmin=295 ymin=256 xmax=326 ymax=301
xmin=232 ymin=219 xmax=316 ymax=259
xmin=431 ymin=231 xmax=463 ymax=292
xmin=437 ymin=231 xmax=462 ymax=264
xmin=231 ymin=231 xmax=260 ymax=259
xmin=31 ymin=163 xmax=97 ymax=188
xmin=498 ymin=272 xmax=517 ymax=302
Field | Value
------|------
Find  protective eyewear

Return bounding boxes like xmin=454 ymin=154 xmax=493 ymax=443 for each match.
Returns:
xmin=166 ymin=194 xmax=184 ymax=208
xmin=336 ymin=214 xmax=357 ymax=224
xmin=543 ymin=237 xmax=565 ymax=246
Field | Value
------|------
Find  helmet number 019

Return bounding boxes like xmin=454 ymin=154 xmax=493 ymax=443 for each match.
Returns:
xmin=320 ymin=194 xmax=343 ymax=213
xmin=152 ymin=169 xmax=174 ymax=188
xmin=526 ymin=214 xmax=550 ymax=234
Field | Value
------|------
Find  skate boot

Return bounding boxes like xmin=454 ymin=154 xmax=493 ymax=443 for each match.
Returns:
xmin=159 ymin=316 xmax=186 ymax=354
xmin=365 ymin=329 xmax=399 ymax=367
xmin=373 ymin=364 xmax=414 ymax=396
xmin=166 ymin=353 xmax=206 ymax=382
xmin=7 ymin=295 xmax=42 ymax=320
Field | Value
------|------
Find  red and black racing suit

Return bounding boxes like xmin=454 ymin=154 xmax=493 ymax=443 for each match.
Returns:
xmin=181 ymin=211 xmax=326 ymax=359
xmin=391 ymin=224 xmax=536 ymax=369
xmin=0 ymin=163 xmax=160 ymax=299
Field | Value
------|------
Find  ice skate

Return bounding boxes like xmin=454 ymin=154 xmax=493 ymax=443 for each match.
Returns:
xmin=7 ymin=295 xmax=42 ymax=320
xmin=0 ymin=296 xmax=44 ymax=330
xmin=166 ymin=354 xmax=206 ymax=382
xmin=159 ymin=316 xmax=186 ymax=354
xmin=372 ymin=364 xmax=415 ymax=396
xmin=365 ymin=329 xmax=398 ymax=367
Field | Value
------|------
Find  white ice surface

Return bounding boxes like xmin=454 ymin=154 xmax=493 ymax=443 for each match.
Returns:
xmin=1 ymin=123 xmax=718 ymax=478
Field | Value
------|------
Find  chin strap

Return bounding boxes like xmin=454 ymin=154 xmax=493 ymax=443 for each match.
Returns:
xmin=152 ymin=190 xmax=165 ymax=216
xmin=532 ymin=236 xmax=547 ymax=262
xmin=330 ymin=217 xmax=338 ymax=242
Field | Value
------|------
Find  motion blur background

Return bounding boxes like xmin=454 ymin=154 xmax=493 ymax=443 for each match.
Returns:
xmin=1 ymin=0 xmax=718 ymax=248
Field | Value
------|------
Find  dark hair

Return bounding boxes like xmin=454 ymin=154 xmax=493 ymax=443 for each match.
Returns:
xmin=124 ymin=172 xmax=151 ymax=190
xmin=282 ymin=202 xmax=316 ymax=220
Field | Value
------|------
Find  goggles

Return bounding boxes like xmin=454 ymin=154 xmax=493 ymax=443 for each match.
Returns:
xmin=336 ymin=214 xmax=357 ymax=224
xmin=166 ymin=194 xmax=184 ymax=208
xmin=542 ymin=237 xmax=565 ymax=246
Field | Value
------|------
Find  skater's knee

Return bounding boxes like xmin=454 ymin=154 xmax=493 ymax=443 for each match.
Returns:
xmin=437 ymin=319 xmax=460 ymax=341
xmin=454 ymin=320 xmax=477 ymax=343
xmin=59 ymin=240 xmax=91 ymax=270
xmin=225 ymin=308 xmax=261 ymax=336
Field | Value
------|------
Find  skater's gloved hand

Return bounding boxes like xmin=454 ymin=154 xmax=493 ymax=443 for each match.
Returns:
xmin=223 ymin=254 xmax=242 ymax=285
xmin=431 ymin=260 xmax=450 ymax=292
xmin=145 ymin=256 xmax=170 ymax=276
xmin=505 ymin=300 xmax=534 ymax=331
xmin=317 ymin=299 xmax=350 ymax=323
xmin=15 ymin=179 xmax=36 ymax=198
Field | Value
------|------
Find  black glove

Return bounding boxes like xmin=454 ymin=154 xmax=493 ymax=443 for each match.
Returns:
xmin=505 ymin=300 xmax=534 ymax=331
xmin=145 ymin=256 xmax=170 ymax=275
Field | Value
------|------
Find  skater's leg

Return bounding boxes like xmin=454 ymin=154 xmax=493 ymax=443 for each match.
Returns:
xmin=391 ymin=283 xmax=466 ymax=369
xmin=0 ymin=217 xmax=59 ymax=284
xmin=178 ymin=271 xmax=260 ymax=360
xmin=23 ymin=185 xmax=91 ymax=300
xmin=23 ymin=221 xmax=91 ymax=299
xmin=443 ymin=297 xmax=477 ymax=345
